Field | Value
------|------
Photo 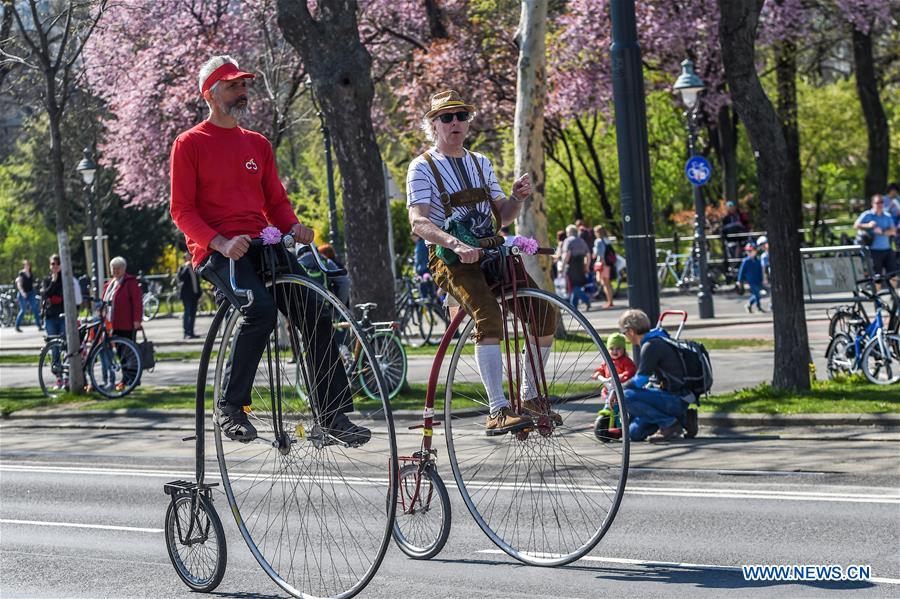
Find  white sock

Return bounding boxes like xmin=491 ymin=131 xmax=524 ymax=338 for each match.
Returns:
xmin=474 ymin=343 xmax=507 ymax=414
xmin=521 ymin=344 xmax=552 ymax=401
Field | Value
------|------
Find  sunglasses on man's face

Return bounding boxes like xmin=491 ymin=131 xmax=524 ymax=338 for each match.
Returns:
xmin=437 ymin=111 xmax=470 ymax=124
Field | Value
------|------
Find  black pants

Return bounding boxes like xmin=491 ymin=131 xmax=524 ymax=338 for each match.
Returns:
xmin=182 ymin=295 xmax=198 ymax=336
xmin=202 ymin=247 xmax=353 ymax=419
xmin=870 ymin=249 xmax=897 ymax=279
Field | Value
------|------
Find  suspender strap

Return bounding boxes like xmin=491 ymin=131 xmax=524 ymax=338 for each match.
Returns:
xmin=422 ymin=152 xmax=453 ymax=220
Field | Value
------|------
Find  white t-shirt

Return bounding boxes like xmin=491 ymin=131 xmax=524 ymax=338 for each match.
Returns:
xmin=406 ymin=149 xmax=505 ymax=245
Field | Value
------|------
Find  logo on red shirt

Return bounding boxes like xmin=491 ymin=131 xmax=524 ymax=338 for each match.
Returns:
xmin=245 ymin=158 xmax=258 ymax=172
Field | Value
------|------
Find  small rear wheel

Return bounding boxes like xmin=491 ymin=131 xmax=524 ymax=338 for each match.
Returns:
xmin=393 ymin=463 xmax=451 ymax=560
xmin=165 ymin=493 xmax=226 ymax=593
xmin=825 ymin=333 xmax=855 ymax=378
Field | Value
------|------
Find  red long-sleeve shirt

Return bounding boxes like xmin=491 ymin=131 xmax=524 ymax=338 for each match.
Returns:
xmin=169 ymin=120 xmax=299 ymax=267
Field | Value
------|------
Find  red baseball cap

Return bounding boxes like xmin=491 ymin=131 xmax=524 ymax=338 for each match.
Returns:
xmin=200 ymin=62 xmax=255 ymax=95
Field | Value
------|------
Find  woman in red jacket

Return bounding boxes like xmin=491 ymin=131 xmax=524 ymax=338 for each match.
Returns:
xmin=102 ymin=256 xmax=143 ymax=340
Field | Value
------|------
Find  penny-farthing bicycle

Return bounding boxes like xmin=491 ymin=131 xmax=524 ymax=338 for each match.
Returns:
xmin=163 ymin=235 xmax=398 ymax=599
xmin=392 ymin=244 xmax=629 ymax=565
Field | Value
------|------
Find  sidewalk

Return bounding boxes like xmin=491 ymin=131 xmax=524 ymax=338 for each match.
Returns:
xmin=3 ymin=409 xmax=898 ymax=441
xmin=0 ymin=289 xmax=838 ymax=354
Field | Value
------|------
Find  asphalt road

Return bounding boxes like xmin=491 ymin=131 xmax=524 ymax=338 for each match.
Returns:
xmin=1 ymin=419 xmax=898 ymax=598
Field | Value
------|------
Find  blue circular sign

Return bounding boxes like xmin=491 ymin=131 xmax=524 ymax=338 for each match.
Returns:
xmin=685 ymin=155 xmax=712 ymax=186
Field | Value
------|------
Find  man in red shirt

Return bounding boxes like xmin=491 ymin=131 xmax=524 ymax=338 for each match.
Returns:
xmin=170 ymin=55 xmax=369 ymax=445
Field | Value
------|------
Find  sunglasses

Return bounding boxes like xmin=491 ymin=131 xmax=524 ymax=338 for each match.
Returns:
xmin=437 ymin=111 xmax=470 ymax=123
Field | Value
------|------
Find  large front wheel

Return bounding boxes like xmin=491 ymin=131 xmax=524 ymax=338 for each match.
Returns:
xmin=444 ymin=288 xmax=629 ymax=566
xmin=212 ymin=275 xmax=398 ymax=599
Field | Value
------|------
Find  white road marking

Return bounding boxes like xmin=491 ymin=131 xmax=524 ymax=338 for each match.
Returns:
xmin=2 ymin=463 xmax=898 ymax=504
xmin=0 ymin=518 xmax=162 ymax=533
xmin=475 ymin=550 xmax=900 ymax=585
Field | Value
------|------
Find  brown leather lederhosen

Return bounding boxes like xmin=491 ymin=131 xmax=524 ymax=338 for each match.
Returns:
xmin=422 ymin=150 xmax=556 ymax=342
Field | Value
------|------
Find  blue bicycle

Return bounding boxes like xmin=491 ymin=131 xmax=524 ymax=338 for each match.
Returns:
xmin=826 ymin=274 xmax=900 ymax=385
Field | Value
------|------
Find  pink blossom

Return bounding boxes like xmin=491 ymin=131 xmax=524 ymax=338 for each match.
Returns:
xmin=261 ymin=226 xmax=282 ymax=245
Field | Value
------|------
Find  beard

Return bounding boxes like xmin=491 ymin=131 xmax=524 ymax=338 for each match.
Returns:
xmin=225 ymin=97 xmax=250 ymax=120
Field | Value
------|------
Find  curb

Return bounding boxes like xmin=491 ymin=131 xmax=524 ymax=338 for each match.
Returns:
xmin=4 ymin=408 xmax=898 ymax=428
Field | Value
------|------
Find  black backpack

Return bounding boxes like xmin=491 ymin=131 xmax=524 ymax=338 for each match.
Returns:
xmin=603 ymin=243 xmax=617 ymax=267
xmin=658 ymin=336 xmax=713 ymax=400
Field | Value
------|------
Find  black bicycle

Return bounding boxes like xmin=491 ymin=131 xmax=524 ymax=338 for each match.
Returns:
xmin=163 ymin=235 xmax=398 ymax=599
xmin=38 ymin=300 xmax=142 ymax=398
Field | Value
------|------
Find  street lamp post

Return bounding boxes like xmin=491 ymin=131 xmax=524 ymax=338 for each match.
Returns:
xmin=674 ymin=59 xmax=715 ymax=319
xmin=306 ymin=77 xmax=341 ymax=255
xmin=75 ymin=148 xmax=100 ymax=299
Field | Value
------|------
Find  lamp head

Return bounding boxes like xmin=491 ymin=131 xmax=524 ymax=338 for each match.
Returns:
xmin=673 ymin=59 xmax=705 ymax=110
xmin=75 ymin=148 xmax=97 ymax=186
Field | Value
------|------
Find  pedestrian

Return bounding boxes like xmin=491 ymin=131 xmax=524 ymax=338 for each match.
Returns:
xmin=102 ymin=256 xmax=143 ymax=341
xmin=577 ymin=220 xmax=595 ymax=249
xmin=592 ymin=225 xmax=615 ymax=309
xmin=412 ymin=233 xmax=434 ymax=299
xmin=562 ymin=224 xmax=591 ymax=311
xmin=854 ymin=194 xmax=897 ymax=283
xmin=737 ymin=243 xmax=764 ymax=312
xmin=14 ymin=259 xmax=42 ymax=332
xmin=40 ymin=254 xmax=83 ymax=385
xmin=886 ymin=183 xmax=900 ymax=259
xmin=177 ymin=252 xmax=201 ymax=339
xmin=591 ymin=333 xmax=637 ymax=439
xmin=317 ymin=243 xmax=351 ymax=306
xmin=619 ymin=309 xmax=694 ymax=443
xmin=171 ymin=54 xmax=367 ymax=444
xmin=756 ymin=235 xmax=770 ymax=286
xmin=406 ymin=88 xmax=558 ymax=434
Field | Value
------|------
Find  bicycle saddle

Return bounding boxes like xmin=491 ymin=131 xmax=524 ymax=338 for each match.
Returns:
xmin=355 ymin=302 xmax=378 ymax=312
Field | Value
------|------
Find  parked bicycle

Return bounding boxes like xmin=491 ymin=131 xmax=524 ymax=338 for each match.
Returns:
xmin=142 ymin=279 xmax=162 ymax=321
xmin=825 ymin=272 xmax=900 ymax=385
xmin=0 ymin=287 xmax=17 ymax=326
xmin=395 ymin=274 xmax=439 ymax=346
xmin=392 ymin=244 xmax=629 ymax=566
xmin=163 ymin=234 xmax=398 ymax=598
xmin=37 ymin=299 xmax=143 ymax=398
xmin=336 ymin=301 xmax=408 ymax=400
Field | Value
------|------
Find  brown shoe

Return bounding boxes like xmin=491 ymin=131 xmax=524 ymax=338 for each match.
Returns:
xmin=522 ymin=399 xmax=562 ymax=426
xmin=485 ymin=407 xmax=533 ymax=436
xmin=648 ymin=422 xmax=682 ymax=443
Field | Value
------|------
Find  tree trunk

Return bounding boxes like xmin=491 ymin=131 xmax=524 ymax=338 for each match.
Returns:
xmin=47 ymin=99 xmax=85 ymax=394
xmin=277 ymin=0 xmax=394 ymax=319
xmin=513 ymin=0 xmax=550 ymax=289
xmin=775 ymin=35 xmax=803 ymax=216
xmin=852 ymin=28 xmax=889 ymax=199
xmin=572 ymin=114 xmax=616 ymax=233
xmin=718 ymin=0 xmax=810 ymax=391
xmin=716 ymin=104 xmax=738 ymax=204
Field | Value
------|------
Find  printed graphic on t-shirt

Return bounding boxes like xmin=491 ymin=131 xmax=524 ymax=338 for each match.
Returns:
xmin=245 ymin=158 xmax=259 ymax=172
xmin=457 ymin=206 xmax=494 ymax=238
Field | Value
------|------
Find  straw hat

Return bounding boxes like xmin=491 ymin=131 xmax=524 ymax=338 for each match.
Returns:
xmin=425 ymin=90 xmax=476 ymax=119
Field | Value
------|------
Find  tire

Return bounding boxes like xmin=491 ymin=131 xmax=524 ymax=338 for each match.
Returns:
xmin=87 ymin=336 xmax=142 ymax=398
xmin=861 ymin=333 xmax=900 ymax=385
xmin=211 ymin=275 xmax=398 ymax=599
xmin=164 ymin=493 xmax=226 ymax=593
xmin=38 ymin=338 xmax=69 ymax=398
xmin=392 ymin=463 xmax=452 ymax=560
xmin=828 ymin=309 xmax=860 ymax=339
xmin=143 ymin=294 xmax=160 ymax=321
xmin=359 ymin=331 xmax=407 ymax=400
xmin=444 ymin=287 xmax=629 ymax=567
xmin=825 ymin=333 xmax=856 ymax=378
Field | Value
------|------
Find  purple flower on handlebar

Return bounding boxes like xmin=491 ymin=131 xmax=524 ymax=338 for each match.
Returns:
xmin=261 ymin=226 xmax=282 ymax=245
xmin=511 ymin=236 xmax=539 ymax=255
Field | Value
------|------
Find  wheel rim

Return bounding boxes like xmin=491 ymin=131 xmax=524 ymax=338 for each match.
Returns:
xmin=213 ymin=275 xmax=397 ymax=599
xmin=88 ymin=337 xmax=142 ymax=398
xmin=444 ymin=288 xmax=629 ymax=566
xmin=165 ymin=495 xmax=225 ymax=590
xmin=359 ymin=332 xmax=407 ymax=400
xmin=392 ymin=464 xmax=450 ymax=558
xmin=826 ymin=333 xmax=855 ymax=377
xmin=863 ymin=334 xmax=900 ymax=385
xmin=38 ymin=339 xmax=68 ymax=398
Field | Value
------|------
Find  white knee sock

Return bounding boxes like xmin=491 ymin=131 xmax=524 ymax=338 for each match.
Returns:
xmin=474 ymin=343 xmax=507 ymax=414
xmin=521 ymin=344 xmax=552 ymax=401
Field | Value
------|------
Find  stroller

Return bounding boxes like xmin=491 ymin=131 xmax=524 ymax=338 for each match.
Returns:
xmin=593 ymin=310 xmax=700 ymax=441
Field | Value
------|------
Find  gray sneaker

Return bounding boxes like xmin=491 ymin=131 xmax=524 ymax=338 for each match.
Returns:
xmin=648 ymin=422 xmax=682 ymax=443
xmin=216 ymin=407 xmax=258 ymax=443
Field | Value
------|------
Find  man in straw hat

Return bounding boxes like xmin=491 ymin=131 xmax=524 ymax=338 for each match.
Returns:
xmin=406 ymin=89 xmax=558 ymax=435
